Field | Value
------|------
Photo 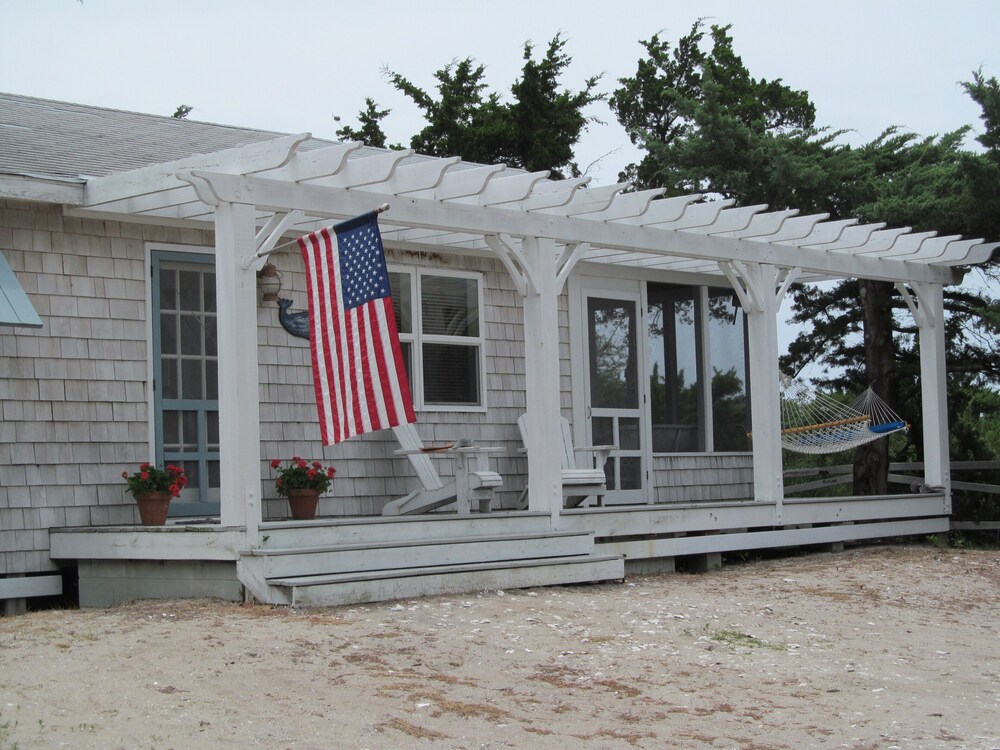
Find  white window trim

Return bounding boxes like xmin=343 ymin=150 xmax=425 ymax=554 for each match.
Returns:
xmin=388 ymin=264 xmax=487 ymax=413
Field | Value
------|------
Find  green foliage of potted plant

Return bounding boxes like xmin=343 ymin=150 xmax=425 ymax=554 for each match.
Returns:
xmin=270 ymin=457 xmax=336 ymax=520
xmin=121 ymin=463 xmax=187 ymax=525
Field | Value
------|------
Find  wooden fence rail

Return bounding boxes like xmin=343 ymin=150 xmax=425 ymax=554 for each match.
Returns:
xmin=784 ymin=462 xmax=1000 ymax=533
xmin=784 ymin=461 xmax=1000 ymax=495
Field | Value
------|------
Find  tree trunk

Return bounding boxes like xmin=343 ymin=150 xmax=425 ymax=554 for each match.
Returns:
xmin=853 ymin=280 xmax=894 ymax=495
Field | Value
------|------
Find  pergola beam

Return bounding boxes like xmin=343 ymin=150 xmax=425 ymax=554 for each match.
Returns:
xmin=180 ymin=171 xmax=961 ymax=284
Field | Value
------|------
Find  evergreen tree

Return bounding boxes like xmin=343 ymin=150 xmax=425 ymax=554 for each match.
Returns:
xmin=334 ymin=98 xmax=401 ymax=150
xmin=613 ymin=23 xmax=1000 ymax=494
xmin=336 ymin=34 xmax=602 ymax=178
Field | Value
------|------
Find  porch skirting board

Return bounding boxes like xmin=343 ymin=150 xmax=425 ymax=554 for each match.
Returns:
xmin=599 ymin=517 xmax=949 ymax=561
xmin=77 ymin=560 xmax=243 ymax=608
xmin=0 ymin=574 xmax=63 ymax=601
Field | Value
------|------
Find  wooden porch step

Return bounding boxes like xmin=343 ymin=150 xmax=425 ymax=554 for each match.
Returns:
xmin=242 ymin=530 xmax=595 ymax=579
xmin=269 ymin=554 xmax=625 ymax=608
xmin=256 ymin=511 xmax=552 ymax=549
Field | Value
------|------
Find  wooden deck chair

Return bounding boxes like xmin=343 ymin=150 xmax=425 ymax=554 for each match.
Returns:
xmin=380 ymin=423 xmax=503 ymax=516
xmin=517 ymin=414 xmax=615 ymax=508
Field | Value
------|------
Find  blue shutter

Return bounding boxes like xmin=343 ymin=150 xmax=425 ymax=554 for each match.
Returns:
xmin=0 ymin=251 xmax=42 ymax=328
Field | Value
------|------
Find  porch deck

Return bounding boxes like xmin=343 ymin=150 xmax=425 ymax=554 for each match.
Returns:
xmin=49 ymin=492 xmax=948 ymax=608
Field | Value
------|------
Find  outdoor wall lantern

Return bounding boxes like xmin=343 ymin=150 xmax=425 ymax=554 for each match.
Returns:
xmin=257 ymin=262 xmax=282 ymax=303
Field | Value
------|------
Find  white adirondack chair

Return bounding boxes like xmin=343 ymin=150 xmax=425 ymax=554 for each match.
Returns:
xmin=517 ymin=414 xmax=615 ymax=508
xmin=380 ymin=423 xmax=503 ymax=516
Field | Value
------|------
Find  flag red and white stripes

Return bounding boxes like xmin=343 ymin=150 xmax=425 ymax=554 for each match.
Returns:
xmin=298 ymin=211 xmax=415 ymax=445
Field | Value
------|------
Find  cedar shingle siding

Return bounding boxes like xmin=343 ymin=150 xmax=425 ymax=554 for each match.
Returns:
xmin=0 ymin=200 xmax=212 ymax=574
xmin=0 ymin=200 xmax=538 ymax=575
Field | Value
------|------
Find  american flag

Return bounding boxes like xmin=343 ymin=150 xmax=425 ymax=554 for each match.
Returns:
xmin=298 ymin=212 xmax=415 ymax=445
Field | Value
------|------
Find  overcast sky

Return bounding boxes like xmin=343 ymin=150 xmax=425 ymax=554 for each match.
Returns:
xmin=3 ymin=0 xmax=998 ymax=185
xmin=3 ymin=0 xmax=998 ymax=359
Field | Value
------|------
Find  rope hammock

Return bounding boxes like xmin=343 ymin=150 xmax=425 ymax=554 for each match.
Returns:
xmin=777 ymin=373 xmax=909 ymax=454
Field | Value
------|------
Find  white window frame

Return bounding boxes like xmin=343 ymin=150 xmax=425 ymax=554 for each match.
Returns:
xmin=388 ymin=264 xmax=487 ymax=413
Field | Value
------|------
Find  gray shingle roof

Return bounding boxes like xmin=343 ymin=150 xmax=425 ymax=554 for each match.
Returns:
xmin=0 ymin=92 xmax=294 ymax=181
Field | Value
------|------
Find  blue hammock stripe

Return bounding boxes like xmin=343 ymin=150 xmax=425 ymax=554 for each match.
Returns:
xmin=868 ymin=420 xmax=907 ymax=434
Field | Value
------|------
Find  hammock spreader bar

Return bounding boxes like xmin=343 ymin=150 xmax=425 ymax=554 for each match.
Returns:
xmin=779 ymin=414 xmax=870 ymax=436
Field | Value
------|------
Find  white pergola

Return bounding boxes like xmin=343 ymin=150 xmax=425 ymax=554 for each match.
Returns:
xmin=75 ymin=135 xmax=998 ymax=543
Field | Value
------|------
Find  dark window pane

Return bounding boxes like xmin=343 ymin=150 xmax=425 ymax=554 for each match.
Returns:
xmin=709 ymin=290 xmax=749 ymax=451
xmin=423 ymin=343 xmax=479 ymax=405
xmin=162 ymin=411 xmax=180 ymax=448
xmin=620 ymin=457 xmax=642 ymax=490
xmin=205 ymin=360 xmax=218 ymax=400
xmin=161 ymin=358 xmax=178 ymax=399
xmin=619 ymin=418 xmax=641 ymax=451
xmin=160 ymin=315 xmax=177 ymax=355
xmin=653 ymin=424 xmax=698 ymax=452
xmin=159 ymin=269 xmax=177 ymax=310
xmin=182 ymin=359 xmax=203 ymax=400
xmin=182 ymin=411 xmax=198 ymax=451
xmin=206 ymin=411 xmax=219 ymax=448
xmin=205 ymin=316 xmax=217 ymax=357
xmin=592 ymin=417 xmax=614 ymax=446
xmin=588 ymin=298 xmax=638 ymax=409
xmin=203 ymin=273 xmax=216 ymax=312
xmin=604 ymin=458 xmax=616 ymax=491
xmin=421 ymin=275 xmax=478 ymax=337
xmin=180 ymin=315 xmax=202 ymax=356
xmin=179 ymin=271 xmax=201 ymax=312
xmin=208 ymin=460 xmax=221 ymax=489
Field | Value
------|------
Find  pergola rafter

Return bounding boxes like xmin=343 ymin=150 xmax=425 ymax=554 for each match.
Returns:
xmin=77 ymin=135 xmax=996 ymax=283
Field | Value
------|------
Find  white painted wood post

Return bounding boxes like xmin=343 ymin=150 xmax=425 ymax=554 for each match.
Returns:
xmin=742 ymin=263 xmax=785 ymax=515
xmin=521 ymin=236 xmax=564 ymax=523
xmin=913 ymin=282 xmax=951 ymax=507
xmin=214 ymin=201 xmax=262 ymax=543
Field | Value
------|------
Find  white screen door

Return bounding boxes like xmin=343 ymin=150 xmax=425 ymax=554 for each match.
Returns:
xmin=583 ymin=291 xmax=645 ymax=503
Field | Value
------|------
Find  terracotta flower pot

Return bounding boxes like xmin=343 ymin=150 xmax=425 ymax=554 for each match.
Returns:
xmin=287 ymin=488 xmax=320 ymax=520
xmin=136 ymin=491 xmax=172 ymax=526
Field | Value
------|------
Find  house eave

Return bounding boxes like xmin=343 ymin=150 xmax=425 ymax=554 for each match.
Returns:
xmin=0 ymin=173 xmax=85 ymax=205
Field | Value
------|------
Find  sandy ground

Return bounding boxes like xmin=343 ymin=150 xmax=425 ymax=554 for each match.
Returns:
xmin=0 ymin=544 xmax=997 ymax=750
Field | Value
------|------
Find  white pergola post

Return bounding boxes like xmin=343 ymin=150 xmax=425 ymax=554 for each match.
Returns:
xmin=214 ymin=201 xmax=263 ymax=542
xmin=730 ymin=262 xmax=785 ymax=516
xmin=904 ymin=282 xmax=951 ymax=507
xmin=521 ymin=236 xmax=564 ymax=523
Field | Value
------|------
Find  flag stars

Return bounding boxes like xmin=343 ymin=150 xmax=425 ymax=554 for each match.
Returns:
xmin=338 ymin=219 xmax=390 ymax=310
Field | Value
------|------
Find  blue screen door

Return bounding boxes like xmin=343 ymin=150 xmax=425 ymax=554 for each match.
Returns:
xmin=151 ymin=251 xmax=220 ymax=517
